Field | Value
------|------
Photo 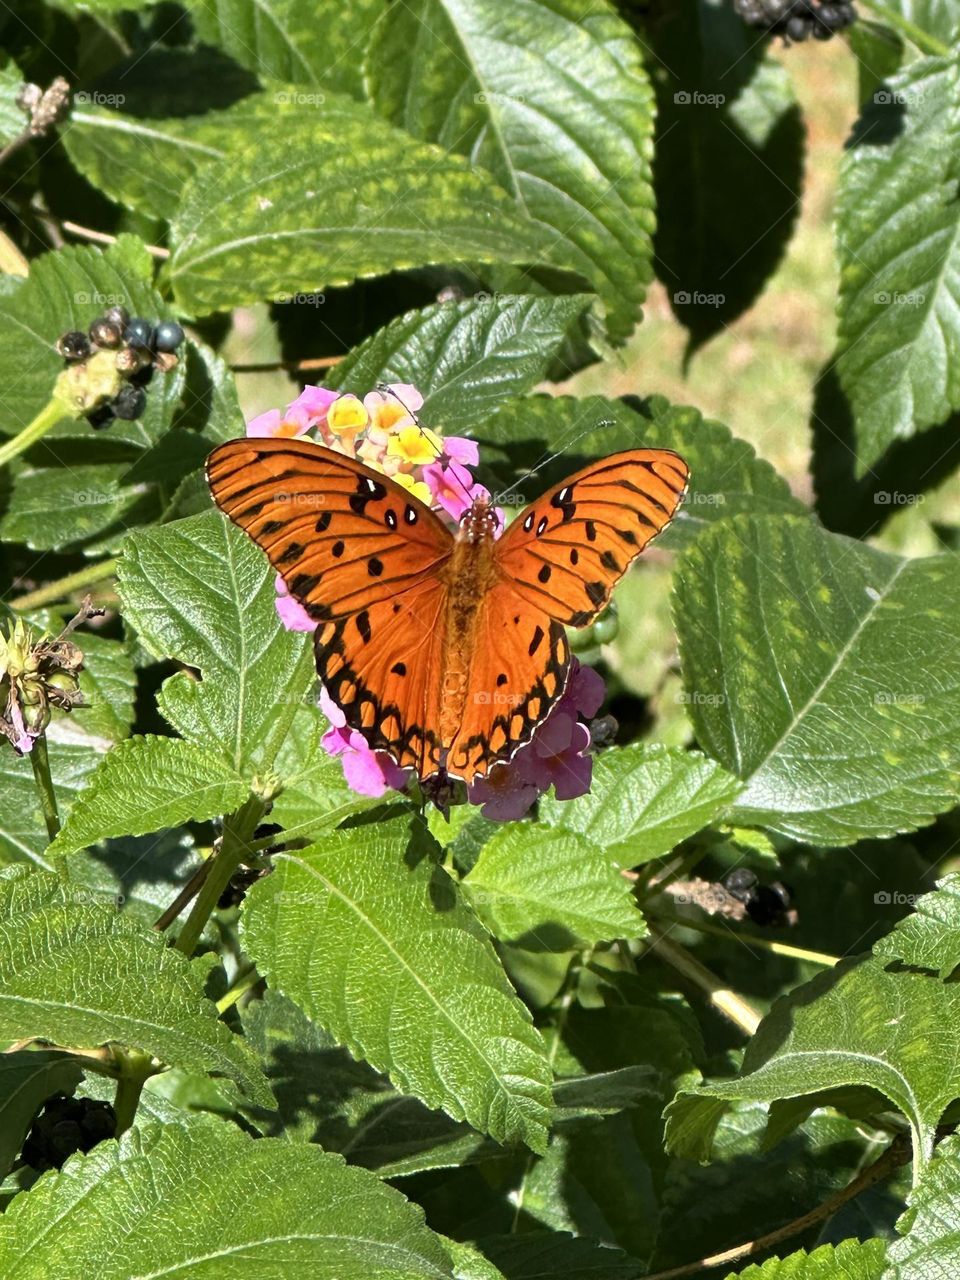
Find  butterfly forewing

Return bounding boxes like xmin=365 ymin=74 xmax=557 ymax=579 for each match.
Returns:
xmin=494 ymin=449 xmax=689 ymax=627
xmin=206 ymin=438 xmax=453 ymax=621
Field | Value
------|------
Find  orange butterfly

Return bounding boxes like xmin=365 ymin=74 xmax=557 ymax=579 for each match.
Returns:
xmin=206 ymin=438 xmax=688 ymax=787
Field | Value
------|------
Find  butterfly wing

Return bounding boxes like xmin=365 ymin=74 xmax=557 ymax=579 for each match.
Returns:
xmin=207 ymin=438 xmax=456 ymax=780
xmin=445 ymin=582 xmax=570 ymax=781
xmin=494 ymin=449 xmax=689 ymax=626
xmin=206 ymin=438 xmax=453 ymax=622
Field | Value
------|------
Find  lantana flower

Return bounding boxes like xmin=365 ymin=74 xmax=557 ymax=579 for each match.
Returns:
xmin=250 ymin=382 xmax=606 ymax=818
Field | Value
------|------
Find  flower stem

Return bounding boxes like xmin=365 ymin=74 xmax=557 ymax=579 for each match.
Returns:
xmin=174 ymin=793 xmax=268 ymax=957
xmin=857 ymin=0 xmax=950 ymax=56
xmin=29 ymin=734 xmax=60 ymax=842
xmin=11 ymin=559 xmax=118 ymax=612
xmin=652 ymin=908 xmax=839 ymax=968
xmin=111 ymin=1048 xmax=157 ymax=1137
xmin=644 ymin=921 xmax=762 ymax=1036
xmin=216 ymin=963 xmax=261 ymax=1014
xmin=0 ymin=397 xmax=65 ymax=471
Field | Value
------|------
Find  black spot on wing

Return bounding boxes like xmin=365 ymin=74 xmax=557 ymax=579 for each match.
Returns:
xmin=617 ymin=527 xmax=638 ymax=546
xmin=290 ymin=572 xmax=321 ymax=597
xmin=356 ymin=610 xmax=371 ymax=643
xmin=316 ymin=511 xmax=332 ymax=533
xmin=538 ymin=564 xmax=552 ymax=583
xmin=332 ymin=540 xmax=345 ymax=558
xmin=261 ymin=519 xmax=284 ymax=536
xmin=569 ymin=609 xmax=591 ymax=627
xmin=496 ymin=673 xmax=508 ymax=687
xmin=586 ymin=521 xmax=597 ymax=542
xmin=391 ymin=661 xmax=407 ymax=676
xmin=277 ymin=541 xmax=305 ymax=565
xmin=600 ymin=550 xmax=620 ymax=572
xmin=528 ymin=626 xmax=544 ymax=656
xmin=586 ymin=581 xmax=605 ymax=607
xmin=368 ymin=556 xmax=384 ymax=577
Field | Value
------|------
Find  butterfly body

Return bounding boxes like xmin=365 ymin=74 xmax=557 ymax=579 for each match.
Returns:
xmin=207 ymin=437 xmax=688 ymax=786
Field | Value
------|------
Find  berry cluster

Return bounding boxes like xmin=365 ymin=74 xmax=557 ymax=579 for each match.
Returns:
xmin=21 ymin=1094 xmax=116 ymax=1171
xmin=57 ymin=306 xmax=184 ymax=423
xmin=724 ymin=868 xmax=795 ymax=927
xmin=734 ymin=0 xmax=856 ymax=41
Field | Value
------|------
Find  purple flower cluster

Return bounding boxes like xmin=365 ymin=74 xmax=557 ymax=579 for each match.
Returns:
xmin=252 ymin=383 xmax=604 ymax=819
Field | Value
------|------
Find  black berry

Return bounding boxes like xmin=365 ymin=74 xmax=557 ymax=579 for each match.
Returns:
xmin=724 ymin=867 xmax=758 ymax=903
xmin=57 ymin=330 xmax=90 ymax=361
xmin=112 ymin=383 xmax=147 ymax=420
xmin=89 ymin=317 xmax=122 ymax=349
xmin=734 ymin=0 xmax=856 ymax=43
xmin=104 ymin=304 xmax=129 ymax=329
xmin=153 ymin=320 xmax=185 ymax=353
xmin=123 ymin=317 xmax=154 ymax=349
xmin=20 ymin=1094 xmax=116 ymax=1171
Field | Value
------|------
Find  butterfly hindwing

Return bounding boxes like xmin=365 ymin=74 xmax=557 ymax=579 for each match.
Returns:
xmin=494 ymin=449 xmax=689 ymax=627
xmin=206 ymin=438 xmax=453 ymax=621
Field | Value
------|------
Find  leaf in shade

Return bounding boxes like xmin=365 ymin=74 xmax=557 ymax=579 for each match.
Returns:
xmin=645 ymin=0 xmax=803 ymax=348
xmin=873 ymin=874 xmax=960 ymax=978
xmin=0 ymin=1050 xmax=85 ymax=1180
xmin=885 ymin=1133 xmax=960 ymax=1278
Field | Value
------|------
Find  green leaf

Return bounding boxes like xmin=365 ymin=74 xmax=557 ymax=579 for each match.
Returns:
xmin=886 ymin=1133 xmax=960 ymax=1277
xmin=0 ymin=239 xmax=184 ymax=448
xmin=480 ymin=1231 xmax=644 ymax=1279
xmin=0 ymin=745 xmax=102 ymax=868
xmin=168 ymin=96 xmax=576 ymax=315
xmin=461 ymin=824 xmax=644 ymax=949
xmin=0 ymin=64 xmax=27 ymax=149
xmin=873 ymin=874 xmax=960 ymax=978
xmin=0 ymin=1050 xmax=84 ymax=1180
xmin=666 ymin=956 xmax=960 ymax=1171
xmin=723 ymin=1238 xmax=886 ymax=1280
xmin=63 ymin=633 xmax=136 ymax=749
xmin=328 ymin=295 xmax=592 ymax=431
xmin=647 ymin=0 xmax=803 ymax=347
xmin=186 ymin=0 xmax=383 ymax=97
xmin=673 ymin=514 xmax=960 ymax=844
xmin=240 ymin=990 xmax=489 ymax=1174
xmin=0 ymin=868 xmax=271 ymax=1104
xmin=56 ymin=829 xmax=199 ymax=929
xmin=872 ymin=0 xmax=960 ymax=46
xmin=474 ymin=395 xmax=804 ymax=551
xmin=540 ymin=745 xmax=742 ymax=866
xmin=0 ymin=1121 xmax=453 ymax=1279
xmin=1 ymin=463 xmax=164 ymax=554
xmin=48 ymin=737 xmax=248 ymax=856
xmin=117 ymin=510 xmax=312 ymax=776
xmin=367 ymin=0 xmax=655 ymax=342
xmin=241 ymin=820 xmax=554 ymax=1151
xmin=835 ymin=56 xmax=960 ymax=473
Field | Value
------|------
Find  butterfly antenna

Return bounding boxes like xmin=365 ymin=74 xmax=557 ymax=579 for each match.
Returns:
xmin=508 ymin=418 xmax=616 ymax=503
xmin=377 ymin=384 xmax=477 ymax=511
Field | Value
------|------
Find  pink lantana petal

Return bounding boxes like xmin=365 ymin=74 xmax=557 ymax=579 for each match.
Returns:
xmin=321 ymin=724 xmax=353 ymax=756
xmin=274 ymin=574 xmax=316 ymax=632
xmin=550 ymin=724 xmax=594 ymax=801
xmin=319 ymin=685 xmax=346 ymax=729
xmin=246 ymin=409 xmax=283 ymax=438
xmin=337 ymin=730 xmax=410 ymax=797
xmin=422 ymin=461 xmax=476 ymax=522
xmin=383 ymin=383 xmax=424 ymax=413
xmin=468 ymin=761 xmax=539 ymax=822
xmin=291 ymin=385 xmax=338 ymax=421
xmin=442 ymin=436 xmax=479 ymax=467
xmin=8 ymin=697 xmax=33 ymax=754
xmin=530 ymin=709 xmax=576 ymax=759
xmin=565 ymin=659 xmax=606 ymax=719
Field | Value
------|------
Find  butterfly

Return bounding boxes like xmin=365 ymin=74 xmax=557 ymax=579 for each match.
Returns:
xmin=206 ymin=438 xmax=688 ymax=787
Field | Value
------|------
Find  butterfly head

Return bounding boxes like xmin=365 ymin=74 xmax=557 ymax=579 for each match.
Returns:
xmin=457 ymin=497 xmax=499 ymax=545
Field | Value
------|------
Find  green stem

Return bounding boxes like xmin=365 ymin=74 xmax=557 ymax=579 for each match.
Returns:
xmin=0 ymin=397 xmax=65 ymax=471
xmin=652 ymin=908 xmax=839 ymax=968
xmin=12 ymin=559 xmax=118 ymax=612
xmin=112 ymin=1048 xmax=156 ymax=1137
xmin=645 ymin=921 xmax=762 ymax=1037
xmin=29 ymin=734 xmax=60 ymax=842
xmin=175 ymin=793 xmax=267 ymax=957
xmin=858 ymin=0 xmax=950 ymax=56
xmin=216 ymin=963 xmax=261 ymax=1014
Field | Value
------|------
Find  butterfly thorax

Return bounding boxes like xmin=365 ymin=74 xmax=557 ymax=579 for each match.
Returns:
xmin=437 ymin=506 xmax=501 ymax=750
